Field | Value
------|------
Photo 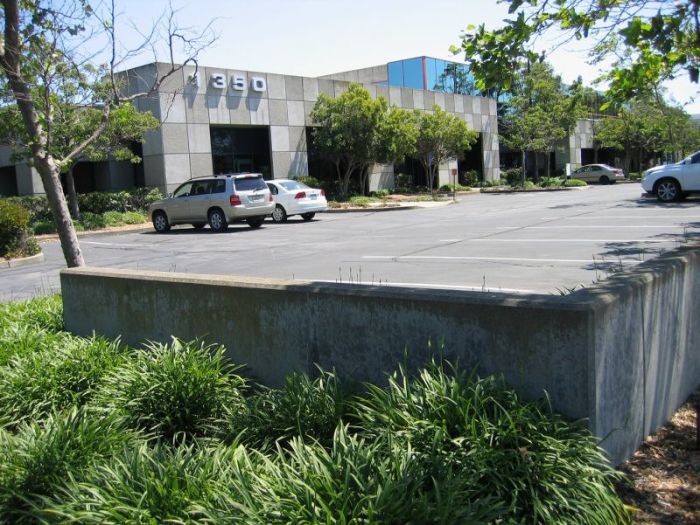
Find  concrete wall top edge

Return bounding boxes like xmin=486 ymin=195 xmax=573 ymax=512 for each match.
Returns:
xmin=61 ymin=267 xmax=591 ymax=310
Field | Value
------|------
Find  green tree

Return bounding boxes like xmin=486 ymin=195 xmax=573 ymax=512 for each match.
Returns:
xmin=311 ymin=84 xmax=417 ymax=196
xmin=454 ymin=1 xmax=699 ymax=103
xmin=501 ymin=62 xmax=580 ymax=180
xmin=412 ymin=105 xmax=478 ymax=194
xmin=0 ymin=0 xmax=214 ymax=267
xmin=0 ymin=102 xmax=159 ymax=219
xmin=595 ymin=98 xmax=700 ymax=172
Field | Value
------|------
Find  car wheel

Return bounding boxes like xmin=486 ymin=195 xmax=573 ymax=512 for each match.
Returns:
xmin=191 ymin=223 xmax=206 ymax=229
xmin=599 ymin=176 xmax=610 ymax=185
xmin=152 ymin=211 xmax=170 ymax=233
xmin=208 ymin=208 xmax=228 ymax=232
xmin=247 ymin=217 xmax=264 ymax=229
xmin=271 ymin=205 xmax=287 ymax=223
xmin=655 ymin=179 xmax=681 ymax=202
xmin=301 ymin=212 xmax=315 ymax=221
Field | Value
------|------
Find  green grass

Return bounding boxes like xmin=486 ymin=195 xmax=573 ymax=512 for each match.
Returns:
xmin=0 ymin=408 xmax=141 ymax=523
xmin=0 ymin=296 xmax=633 ymax=524
xmin=95 ymin=339 xmax=247 ymax=440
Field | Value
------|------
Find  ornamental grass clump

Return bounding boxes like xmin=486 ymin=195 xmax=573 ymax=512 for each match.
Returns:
xmin=229 ymin=370 xmax=349 ymax=448
xmin=0 ymin=408 xmax=140 ymax=523
xmin=0 ymin=336 xmax=126 ymax=429
xmin=214 ymin=427 xmax=503 ymax=524
xmin=45 ymin=441 xmax=237 ymax=524
xmin=352 ymin=363 xmax=632 ymax=525
xmin=96 ymin=339 xmax=247 ymax=440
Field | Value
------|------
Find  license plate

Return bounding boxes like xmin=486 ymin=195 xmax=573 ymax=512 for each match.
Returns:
xmin=310 ymin=194 xmax=317 ymax=200
xmin=250 ymin=195 xmax=263 ymax=202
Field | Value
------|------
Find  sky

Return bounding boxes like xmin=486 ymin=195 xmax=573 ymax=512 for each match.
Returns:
xmin=112 ymin=0 xmax=699 ymax=113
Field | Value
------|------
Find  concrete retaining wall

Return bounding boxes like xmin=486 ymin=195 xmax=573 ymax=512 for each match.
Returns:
xmin=61 ymin=246 xmax=700 ymax=465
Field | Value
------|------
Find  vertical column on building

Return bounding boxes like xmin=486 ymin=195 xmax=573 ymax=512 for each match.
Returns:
xmin=270 ymin=75 xmax=311 ymax=179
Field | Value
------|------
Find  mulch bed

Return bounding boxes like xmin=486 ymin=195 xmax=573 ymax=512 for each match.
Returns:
xmin=616 ymin=389 xmax=700 ymax=524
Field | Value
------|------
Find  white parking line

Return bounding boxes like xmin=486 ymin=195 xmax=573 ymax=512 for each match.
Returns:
xmin=82 ymin=241 xmax=142 ymax=248
xmin=542 ymin=216 xmax=700 ymax=220
xmin=497 ymin=225 xmax=695 ymax=230
xmin=362 ymin=255 xmax=638 ymax=264
xmin=473 ymin=238 xmax=673 ymax=243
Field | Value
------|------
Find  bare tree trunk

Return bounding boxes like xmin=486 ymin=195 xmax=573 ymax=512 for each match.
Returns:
xmin=521 ymin=150 xmax=526 ymax=184
xmin=0 ymin=0 xmax=84 ymax=267
xmin=546 ymin=151 xmax=551 ymax=178
xmin=534 ymin=154 xmax=540 ymax=182
xmin=35 ymin=156 xmax=85 ymax=267
xmin=65 ymin=165 xmax=81 ymax=220
xmin=341 ymin=163 xmax=354 ymax=198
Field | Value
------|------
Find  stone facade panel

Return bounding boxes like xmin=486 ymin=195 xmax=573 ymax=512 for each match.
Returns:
xmin=189 ymin=153 xmax=213 ymax=177
xmin=269 ymin=99 xmax=289 ymax=126
xmin=267 ymin=73 xmax=286 ymax=99
xmin=287 ymin=101 xmax=306 ymax=127
xmin=187 ymin=124 xmax=212 ymax=154
xmin=303 ymin=77 xmax=319 ymax=101
xmin=248 ymin=97 xmax=269 ymax=125
xmin=207 ymin=95 xmax=230 ymax=124
xmin=288 ymin=126 xmax=306 ymax=151
xmin=285 ymin=76 xmax=304 ymax=101
xmin=270 ymin=126 xmax=290 ymax=152
xmin=161 ymin=124 xmax=188 ymax=154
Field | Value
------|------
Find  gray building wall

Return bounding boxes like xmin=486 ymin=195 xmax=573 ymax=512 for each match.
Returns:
xmin=125 ymin=62 xmax=500 ymax=193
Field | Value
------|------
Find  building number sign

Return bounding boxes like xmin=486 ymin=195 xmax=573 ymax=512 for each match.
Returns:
xmin=209 ymin=73 xmax=266 ymax=93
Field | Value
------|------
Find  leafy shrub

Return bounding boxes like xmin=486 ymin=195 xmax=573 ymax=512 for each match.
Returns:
xmin=439 ymin=183 xmax=471 ymax=192
xmin=295 ymin=175 xmax=321 ymax=189
xmin=0 ymin=336 xmax=126 ymax=428
xmin=229 ymin=371 xmax=348 ymax=448
xmin=461 ymin=169 xmax=481 ymax=186
xmin=45 ymin=441 xmax=230 ymax=524
xmin=3 ymin=196 xmax=52 ymax=224
xmin=394 ymin=172 xmax=413 ymax=191
xmin=96 ymin=339 xmax=247 ymax=440
xmin=501 ymin=167 xmax=524 ymax=186
xmin=0 ymin=409 xmax=139 ymax=523
xmin=0 ymin=295 xmax=63 ymax=335
xmin=564 ymin=178 xmax=588 ymax=187
xmin=371 ymin=188 xmax=390 ymax=198
xmin=32 ymin=221 xmax=57 ymax=235
xmin=348 ymin=196 xmax=372 ymax=207
xmin=78 ymin=211 xmax=107 ymax=230
xmin=626 ymin=172 xmax=641 ymax=181
xmin=0 ymin=200 xmax=31 ymax=258
xmin=352 ymin=363 xmax=631 ymax=524
xmin=480 ymin=178 xmax=508 ymax=187
xmin=539 ymin=176 xmax=564 ymax=187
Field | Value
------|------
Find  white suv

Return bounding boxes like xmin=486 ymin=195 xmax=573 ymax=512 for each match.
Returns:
xmin=641 ymin=151 xmax=700 ymax=202
xmin=149 ymin=173 xmax=274 ymax=232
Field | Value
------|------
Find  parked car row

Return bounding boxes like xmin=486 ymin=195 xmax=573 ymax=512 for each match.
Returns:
xmin=148 ymin=174 xmax=327 ymax=233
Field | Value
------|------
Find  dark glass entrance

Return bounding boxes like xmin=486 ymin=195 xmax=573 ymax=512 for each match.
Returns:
xmin=210 ymin=126 xmax=272 ymax=179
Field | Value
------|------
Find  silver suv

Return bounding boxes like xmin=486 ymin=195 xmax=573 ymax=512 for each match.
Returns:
xmin=149 ymin=173 xmax=274 ymax=233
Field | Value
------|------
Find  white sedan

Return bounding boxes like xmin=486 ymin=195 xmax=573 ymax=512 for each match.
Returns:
xmin=266 ymin=179 xmax=328 ymax=222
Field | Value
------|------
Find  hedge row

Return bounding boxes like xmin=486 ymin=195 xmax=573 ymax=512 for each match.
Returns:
xmin=2 ymin=187 xmax=162 ymax=226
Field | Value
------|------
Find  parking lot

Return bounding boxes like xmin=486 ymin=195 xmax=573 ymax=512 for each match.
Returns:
xmin=3 ymin=183 xmax=700 ymax=300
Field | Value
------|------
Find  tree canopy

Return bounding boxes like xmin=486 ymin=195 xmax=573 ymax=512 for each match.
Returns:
xmin=412 ymin=105 xmax=477 ymax=193
xmin=454 ymin=1 xmax=700 ymax=103
xmin=501 ymin=62 xmax=581 ymax=179
xmin=311 ymin=84 xmax=416 ymax=196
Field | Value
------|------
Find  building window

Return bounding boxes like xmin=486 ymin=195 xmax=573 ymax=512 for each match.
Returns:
xmin=210 ymin=126 xmax=272 ymax=179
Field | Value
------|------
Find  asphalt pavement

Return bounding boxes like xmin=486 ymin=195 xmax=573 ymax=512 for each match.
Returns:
xmin=2 ymin=183 xmax=700 ymax=301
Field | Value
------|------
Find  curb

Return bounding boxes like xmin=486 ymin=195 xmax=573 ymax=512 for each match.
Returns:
xmin=1 ymin=252 xmax=45 ymax=269
xmin=480 ymin=186 xmax=590 ymax=194
xmin=36 ymin=224 xmax=152 ymax=242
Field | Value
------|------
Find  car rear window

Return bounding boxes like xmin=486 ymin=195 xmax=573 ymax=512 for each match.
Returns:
xmin=234 ymin=177 xmax=267 ymax=192
xmin=280 ymin=181 xmax=309 ymax=190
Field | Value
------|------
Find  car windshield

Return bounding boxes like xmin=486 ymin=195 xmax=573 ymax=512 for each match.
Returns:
xmin=280 ymin=181 xmax=310 ymax=190
xmin=235 ymin=177 xmax=267 ymax=191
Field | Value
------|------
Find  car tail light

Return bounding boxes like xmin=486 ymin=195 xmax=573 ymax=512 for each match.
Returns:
xmin=268 ymin=193 xmax=273 ymax=202
xmin=230 ymin=194 xmax=241 ymax=206
xmin=294 ymin=191 xmax=306 ymax=199
xmin=320 ymin=189 xmax=325 ymax=197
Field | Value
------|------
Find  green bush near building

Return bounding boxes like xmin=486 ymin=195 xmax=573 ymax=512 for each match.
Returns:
xmin=0 ymin=200 xmax=40 ymax=259
xmin=0 ymin=296 xmax=633 ymax=524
